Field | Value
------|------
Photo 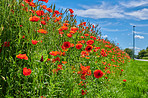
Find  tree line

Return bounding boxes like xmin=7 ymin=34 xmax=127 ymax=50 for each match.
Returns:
xmin=124 ymin=47 xmax=148 ymax=59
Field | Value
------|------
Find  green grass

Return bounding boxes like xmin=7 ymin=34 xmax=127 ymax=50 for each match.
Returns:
xmin=101 ymin=60 xmax=148 ymax=98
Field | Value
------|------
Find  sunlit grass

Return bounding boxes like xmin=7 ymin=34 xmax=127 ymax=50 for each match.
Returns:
xmin=100 ymin=60 xmax=148 ymax=98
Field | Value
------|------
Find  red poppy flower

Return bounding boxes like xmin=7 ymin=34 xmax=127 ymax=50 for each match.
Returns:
xmin=69 ymin=30 xmax=75 ymax=34
xmin=81 ymin=75 xmax=86 ymax=80
xmin=75 ymin=43 xmax=83 ymax=49
xmin=0 ymin=49 xmax=2 ymax=53
xmin=62 ymin=61 xmax=67 ymax=64
xmin=52 ymin=69 xmax=58 ymax=74
xmin=70 ymin=15 xmax=74 ymax=17
xmin=54 ymin=10 xmax=60 ymax=15
xmin=42 ymin=5 xmax=47 ymax=9
xmin=123 ymin=79 xmax=126 ymax=82
xmin=94 ymin=70 xmax=103 ymax=79
xmin=16 ymin=54 xmax=28 ymax=60
xmin=56 ymin=16 xmax=62 ymax=21
xmin=41 ymin=21 xmax=46 ymax=25
xmin=86 ymin=40 xmax=94 ymax=45
xmin=80 ymin=36 xmax=84 ymax=39
xmin=40 ymin=96 xmax=46 ymax=98
xmin=52 ymin=57 xmax=60 ymax=63
xmin=21 ymin=3 xmax=24 ymax=7
xmin=71 ymin=27 xmax=78 ymax=32
xmin=121 ymin=69 xmax=124 ymax=71
xmin=63 ymin=23 xmax=69 ymax=26
xmin=2 ymin=41 xmax=10 ymax=47
xmin=84 ymin=34 xmax=89 ymax=36
xmin=23 ymin=67 xmax=31 ymax=76
xmin=107 ymin=70 xmax=110 ymax=74
xmin=22 ymin=35 xmax=25 ymax=39
xmin=67 ymin=33 xmax=72 ymax=38
xmin=36 ymin=10 xmax=45 ymax=16
xmin=85 ymin=45 xmax=93 ymax=52
xmin=49 ymin=51 xmax=59 ymax=56
xmin=78 ymin=65 xmax=91 ymax=80
xmin=61 ymin=26 xmax=68 ymax=30
xmin=69 ymin=9 xmax=74 ymax=14
xmin=61 ymin=45 xmax=68 ymax=51
xmin=81 ymin=51 xmax=89 ymax=57
xmin=30 ymin=9 xmax=35 ymax=14
xmin=38 ymin=0 xmax=48 ymax=3
xmin=29 ymin=16 xmax=40 ymax=22
xmin=46 ymin=8 xmax=52 ymax=13
xmin=57 ymin=64 xmax=63 ymax=70
xmin=32 ymin=40 xmax=38 ymax=45
xmin=81 ymin=90 xmax=87 ymax=95
xmin=40 ymin=56 xmax=44 ymax=62
xmin=24 ymin=0 xmax=33 ymax=3
xmin=63 ymin=42 xmax=71 ymax=48
xmin=37 ymin=29 xmax=47 ymax=34
xmin=92 ymin=25 xmax=95 ymax=28
xmin=29 ymin=2 xmax=36 ymax=7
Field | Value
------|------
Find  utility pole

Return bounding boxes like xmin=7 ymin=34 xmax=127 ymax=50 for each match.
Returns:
xmin=133 ymin=26 xmax=135 ymax=60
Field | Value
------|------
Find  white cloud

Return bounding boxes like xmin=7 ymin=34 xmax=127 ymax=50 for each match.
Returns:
xmin=125 ymin=8 xmax=148 ymax=20
xmin=100 ymin=22 xmax=112 ymax=26
xmin=75 ymin=9 xmax=124 ymax=19
xmin=102 ymin=35 xmax=108 ymax=38
xmin=128 ymin=31 xmax=148 ymax=35
xmin=130 ymin=23 xmax=148 ymax=27
xmin=74 ymin=1 xmax=148 ymax=20
xmin=99 ymin=22 xmax=120 ymax=27
xmin=134 ymin=35 xmax=144 ymax=39
xmin=134 ymin=31 xmax=148 ymax=35
xmin=102 ymin=28 xmax=127 ymax=32
xmin=74 ymin=2 xmax=148 ymax=20
xmin=75 ymin=2 xmax=124 ymax=19
xmin=120 ymin=0 xmax=148 ymax=8
xmin=129 ymin=47 xmax=141 ymax=50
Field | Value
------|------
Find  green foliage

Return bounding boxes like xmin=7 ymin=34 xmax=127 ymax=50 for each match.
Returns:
xmin=124 ymin=48 xmax=133 ymax=58
xmin=138 ymin=48 xmax=148 ymax=59
xmin=142 ymin=57 xmax=148 ymax=60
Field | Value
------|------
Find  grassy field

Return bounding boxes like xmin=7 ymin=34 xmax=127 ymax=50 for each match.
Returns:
xmin=102 ymin=60 xmax=148 ymax=98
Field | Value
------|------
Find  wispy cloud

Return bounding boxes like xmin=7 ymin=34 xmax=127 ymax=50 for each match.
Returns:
xmin=125 ymin=8 xmax=148 ymax=20
xmin=74 ymin=1 xmax=148 ymax=20
xmin=134 ymin=31 xmax=148 ymax=35
xmin=102 ymin=35 xmax=108 ymax=38
xmin=102 ymin=28 xmax=128 ymax=32
xmin=75 ymin=2 xmax=124 ymax=19
xmin=120 ymin=0 xmax=148 ymax=8
xmin=129 ymin=47 xmax=141 ymax=50
xmin=134 ymin=35 xmax=144 ymax=39
xmin=99 ymin=22 xmax=120 ymax=27
xmin=128 ymin=31 xmax=148 ymax=35
xmin=130 ymin=23 xmax=148 ymax=27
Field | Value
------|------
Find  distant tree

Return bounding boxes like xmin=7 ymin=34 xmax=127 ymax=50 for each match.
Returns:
xmin=124 ymin=48 xmax=133 ymax=58
xmin=144 ymin=53 xmax=148 ymax=57
xmin=138 ymin=49 xmax=147 ymax=59
xmin=146 ymin=47 xmax=148 ymax=52
xmin=144 ymin=47 xmax=148 ymax=57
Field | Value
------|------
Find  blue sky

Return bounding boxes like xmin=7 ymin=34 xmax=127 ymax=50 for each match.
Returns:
xmin=40 ymin=0 xmax=148 ymax=55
